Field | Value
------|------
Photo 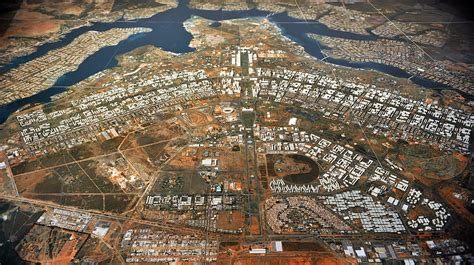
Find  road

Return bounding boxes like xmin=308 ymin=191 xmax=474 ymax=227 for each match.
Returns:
xmin=0 ymin=194 xmax=217 ymax=238
xmin=11 ymin=138 xmax=172 ymax=178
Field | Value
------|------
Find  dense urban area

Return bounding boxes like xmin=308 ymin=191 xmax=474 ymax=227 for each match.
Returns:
xmin=0 ymin=0 xmax=473 ymax=264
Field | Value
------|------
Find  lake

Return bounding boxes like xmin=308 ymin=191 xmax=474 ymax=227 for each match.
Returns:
xmin=0 ymin=0 xmax=451 ymax=124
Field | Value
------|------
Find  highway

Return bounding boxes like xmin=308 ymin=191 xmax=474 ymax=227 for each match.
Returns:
xmin=0 ymin=194 xmax=217 ymax=238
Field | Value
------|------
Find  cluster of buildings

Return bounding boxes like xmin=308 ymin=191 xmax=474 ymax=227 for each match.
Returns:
xmin=372 ymin=21 xmax=430 ymax=38
xmin=145 ymin=194 xmax=241 ymax=211
xmin=318 ymin=6 xmax=372 ymax=35
xmin=36 ymin=208 xmax=92 ymax=232
xmin=406 ymin=188 xmax=422 ymax=205
xmin=269 ymin=178 xmax=319 ymax=193
xmin=256 ymin=124 xmax=451 ymax=234
xmin=368 ymin=166 xmax=409 ymax=194
xmin=368 ymin=180 xmax=451 ymax=232
xmin=426 ymin=239 xmax=469 ymax=256
xmin=339 ymin=238 xmax=473 ymax=263
xmin=121 ymin=228 xmax=218 ymax=263
xmin=372 ymin=21 xmax=447 ymax=48
xmin=11 ymin=64 xmax=472 ymax=166
xmin=240 ymin=67 xmax=472 ymax=153
xmin=14 ymin=69 xmax=214 ymax=157
xmin=35 ymin=208 xmax=115 ymax=240
xmin=341 ymin=240 xmax=423 ymax=264
xmin=321 ymin=190 xmax=406 ymax=233
xmin=144 ymin=188 xmax=243 ymax=234
xmin=265 ymin=196 xmax=352 ymax=234
xmin=0 ymin=28 xmax=151 ymax=105
xmin=231 ymin=47 xmax=257 ymax=68
xmin=366 ymin=166 xmax=409 ymax=210
xmin=313 ymin=35 xmax=473 ymax=95
xmin=404 ymin=188 xmax=451 ymax=231
xmin=257 ymin=125 xmax=395 ymax=193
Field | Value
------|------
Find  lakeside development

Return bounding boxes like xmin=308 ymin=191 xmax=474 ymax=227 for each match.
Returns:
xmin=310 ymin=34 xmax=474 ymax=96
xmin=0 ymin=1 xmax=471 ymax=124
xmin=0 ymin=28 xmax=151 ymax=106
xmin=0 ymin=1 xmax=473 ymax=264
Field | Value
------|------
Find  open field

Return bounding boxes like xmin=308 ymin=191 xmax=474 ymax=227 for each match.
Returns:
xmin=16 ymin=224 xmax=89 ymax=264
xmin=217 ymin=211 xmax=245 ymax=231
xmin=118 ymin=122 xmax=182 ymax=151
xmin=151 ymin=172 xmax=209 ymax=195
xmin=10 ymin=137 xmax=125 ymax=176
xmin=11 ymin=152 xmax=75 ymax=176
xmin=165 ymin=146 xmax=247 ymax=172
xmin=14 ymin=164 xmax=100 ymax=195
xmin=17 ymin=225 xmax=89 ymax=264
xmin=439 ymin=185 xmax=474 ymax=225
xmin=183 ymin=109 xmax=214 ymax=126
xmin=390 ymin=143 xmax=468 ymax=186
xmin=277 ymin=155 xmax=320 ymax=185
xmin=75 ymin=237 xmax=114 ymax=263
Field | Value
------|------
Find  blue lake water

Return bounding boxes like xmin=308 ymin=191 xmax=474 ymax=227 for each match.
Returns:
xmin=209 ymin=22 xmax=221 ymax=28
xmin=0 ymin=0 xmax=456 ymax=124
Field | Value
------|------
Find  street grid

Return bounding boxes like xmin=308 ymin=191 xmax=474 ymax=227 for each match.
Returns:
xmin=0 ymin=1 xmax=472 ymax=263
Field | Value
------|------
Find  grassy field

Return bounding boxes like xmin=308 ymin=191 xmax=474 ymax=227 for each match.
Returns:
xmin=152 ymin=172 xmax=209 ymax=195
xmin=391 ymin=142 xmax=468 ymax=185
xmin=79 ymin=158 xmax=125 ymax=193
xmin=240 ymin=111 xmax=255 ymax=128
